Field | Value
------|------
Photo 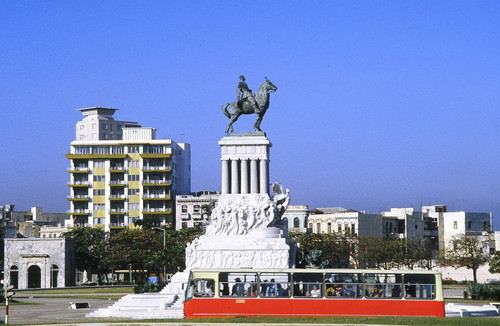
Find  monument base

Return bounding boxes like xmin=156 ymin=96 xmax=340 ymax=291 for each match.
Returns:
xmin=186 ymin=226 xmax=294 ymax=269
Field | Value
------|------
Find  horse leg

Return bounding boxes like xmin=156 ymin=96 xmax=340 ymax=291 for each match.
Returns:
xmin=254 ymin=113 xmax=263 ymax=131
xmin=227 ymin=114 xmax=240 ymax=135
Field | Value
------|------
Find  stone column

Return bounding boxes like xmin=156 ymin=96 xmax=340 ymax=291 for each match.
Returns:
xmin=259 ymin=159 xmax=268 ymax=194
xmin=221 ymin=159 xmax=229 ymax=194
xmin=240 ymin=159 xmax=249 ymax=194
xmin=250 ymin=159 xmax=259 ymax=194
xmin=231 ymin=159 xmax=239 ymax=194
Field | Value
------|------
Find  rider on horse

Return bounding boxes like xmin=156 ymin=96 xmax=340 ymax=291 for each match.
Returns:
xmin=237 ymin=75 xmax=260 ymax=113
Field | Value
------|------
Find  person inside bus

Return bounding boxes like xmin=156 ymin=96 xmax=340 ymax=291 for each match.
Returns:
xmin=343 ymin=283 xmax=354 ymax=297
xmin=310 ymin=284 xmax=321 ymax=297
xmin=369 ymin=285 xmax=384 ymax=298
xmin=261 ymin=280 xmax=268 ymax=296
xmin=325 ymin=281 xmax=335 ymax=297
xmin=265 ymin=279 xmax=278 ymax=296
xmin=232 ymin=278 xmax=245 ymax=296
xmin=203 ymin=280 xmax=214 ymax=297
xmin=391 ymin=285 xmax=401 ymax=298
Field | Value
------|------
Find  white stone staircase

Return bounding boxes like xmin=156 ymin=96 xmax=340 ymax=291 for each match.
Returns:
xmin=86 ymin=271 xmax=189 ymax=319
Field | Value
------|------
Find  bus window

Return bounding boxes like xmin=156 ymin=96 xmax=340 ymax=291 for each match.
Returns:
xmin=325 ymin=273 xmax=363 ymax=298
xmin=403 ymin=274 xmax=436 ymax=299
xmin=260 ymin=272 xmax=291 ymax=297
xmin=219 ymin=272 xmax=258 ymax=297
xmin=193 ymin=279 xmax=215 ymax=297
xmin=292 ymin=272 xmax=323 ymax=298
xmin=364 ymin=273 xmax=402 ymax=299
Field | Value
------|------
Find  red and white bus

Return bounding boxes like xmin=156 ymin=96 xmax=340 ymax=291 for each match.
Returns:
xmin=184 ymin=268 xmax=444 ymax=318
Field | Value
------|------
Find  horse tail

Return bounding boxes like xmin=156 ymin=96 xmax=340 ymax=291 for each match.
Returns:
xmin=222 ymin=103 xmax=231 ymax=118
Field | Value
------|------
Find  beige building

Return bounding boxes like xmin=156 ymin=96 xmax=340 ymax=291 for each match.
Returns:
xmin=175 ymin=191 xmax=220 ymax=230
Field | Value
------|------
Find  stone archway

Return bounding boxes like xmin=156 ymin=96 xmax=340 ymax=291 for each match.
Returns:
xmin=27 ymin=265 xmax=41 ymax=288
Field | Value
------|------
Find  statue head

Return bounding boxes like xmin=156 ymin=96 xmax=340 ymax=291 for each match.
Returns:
xmin=239 ymin=75 xmax=246 ymax=81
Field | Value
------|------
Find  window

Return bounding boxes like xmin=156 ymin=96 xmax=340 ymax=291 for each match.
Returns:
xmin=338 ymin=224 xmax=342 ymax=233
xmin=102 ymin=123 xmax=107 ymax=130
xmin=327 ymin=222 xmax=332 ymax=233
xmin=129 ymin=160 xmax=139 ymax=167
xmin=453 ymin=221 xmax=457 ymax=229
xmin=467 ymin=221 xmax=472 ymax=230
xmin=93 ymin=203 xmax=105 ymax=210
xmin=364 ymin=273 xmax=402 ymax=299
xmin=92 ymin=123 xmax=96 ymax=129
xmin=75 ymin=146 xmax=91 ymax=154
xmin=92 ymin=146 xmax=110 ymax=155
xmin=182 ymin=205 xmax=188 ymax=213
xmin=403 ymin=274 xmax=435 ymax=299
xmin=112 ymin=146 xmax=124 ymax=154
xmin=117 ymin=125 xmax=123 ymax=131
xmin=193 ymin=205 xmax=201 ymax=214
xmin=219 ymin=272 xmax=259 ymax=297
xmin=325 ymin=273 xmax=363 ymax=298
xmin=128 ymin=174 xmax=139 ymax=181
xmin=181 ymin=222 xmax=188 ymax=228
xmin=293 ymin=272 xmax=323 ymax=298
xmin=93 ymin=189 xmax=105 ymax=196
xmin=293 ymin=217 xmax=300 ymax=228
xmin=193 ymin=279 xmax=215 ymax=297
xmin=80 ymin=125 xmax=84 ymax=130
xmin=93 ymin=160 xmax=105 ymax=168
xmin=128 ymin=188 xmax=139 ymax=195
xmin=260 ymin=272 xmax=291 ymax=297
xmin=128 ymin=203 xmax=139 ymax=210
xmin=80 ymin=134 xmax=85 ymax=140
xmin=93 ymin=175 xmax=105 ymax=182
xmin=128 ymin=146 xmax=139 ymax=153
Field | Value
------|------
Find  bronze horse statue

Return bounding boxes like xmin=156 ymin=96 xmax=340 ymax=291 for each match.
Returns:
xmin=222 ymin=78 xmax=277 ymax=135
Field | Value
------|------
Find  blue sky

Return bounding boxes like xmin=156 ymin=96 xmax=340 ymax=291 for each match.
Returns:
xmin=1 ymin=1 xmax=500 ymax=229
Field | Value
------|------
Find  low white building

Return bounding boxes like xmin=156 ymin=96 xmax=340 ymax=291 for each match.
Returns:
xmin=175 ymin=191 xmax=220 ymax=230
xmin=4 ymin=238 xmax=75 ymax=289
xmin=282 ymin=205 xmax=309 ymax=233
xmin=307 ymin=208 xmax=382 ymax=237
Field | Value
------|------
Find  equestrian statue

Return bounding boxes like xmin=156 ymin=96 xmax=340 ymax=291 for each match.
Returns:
xmin=222 ymin=75 xmax=277 ymax=135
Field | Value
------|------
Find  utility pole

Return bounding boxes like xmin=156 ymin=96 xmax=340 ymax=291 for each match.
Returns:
xmin=5 ymin=284 xmax=15 ymax=324
xmin=153 ymin=227 xmax=166 ymax=282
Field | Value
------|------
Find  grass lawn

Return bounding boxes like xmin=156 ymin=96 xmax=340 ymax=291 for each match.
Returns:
xmin=18 ymin=286 xmax=134 ymax=295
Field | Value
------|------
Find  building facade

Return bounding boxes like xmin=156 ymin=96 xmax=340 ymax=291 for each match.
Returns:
xmin=66 ymin=107 xmax=191 ymax=231
xmin=282 ymin=205 xmax=310 ymax=233
xmin=4 ymin=238 xmax=75 ymax=289
xmin=175 ymin=191 xmax=220 ymax=230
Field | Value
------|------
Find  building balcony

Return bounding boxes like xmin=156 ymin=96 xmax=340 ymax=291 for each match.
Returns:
xmin=142 ymin=193 xmax=171 ymax=200
xmin=109 ymin=195 xmax=126 ymax=200
xmin=109 ymin=166 xmax=126 ymax=173
xmin=67 ymin=209 xmax=91 ymax=215
xmin=67 ymin=181 xmax=91 ymax=187
xmin=109 ymin=209 xmax=126 ymax=214
xmin=66 ymin=153 xmax=126 ymax=159
xmin=142 ymin=165 xmax=172 ymax=172
xmin=140 ymin=148 xmax=172 ymax=159
xmin=109 ymin=180 xmax=126 ymax=186
xmin=192 ymin=213 xmax=204 ymax=220
xmin=181 ymin=213 xmax=190 ymax=220
xmin=67 ymin=195 xmax=90 ymax=201
xmin=142 ymin=179 xmax=172 ymax=186
xmin=67 ymin=167 xmax=90 ymax=173
xmin=142 ymin=208 xmax=172 ymax=214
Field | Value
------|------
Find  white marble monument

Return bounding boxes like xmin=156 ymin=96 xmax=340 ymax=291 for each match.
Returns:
xmin=185 ymin=133 xmax=295 ymax=270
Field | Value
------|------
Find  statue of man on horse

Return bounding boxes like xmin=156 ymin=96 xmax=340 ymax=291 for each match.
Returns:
xmin=222 ymin=75 xmax=277 ymax=135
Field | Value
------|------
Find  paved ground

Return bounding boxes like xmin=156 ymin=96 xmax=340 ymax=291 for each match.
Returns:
xmin=3 ymin=296 xmax=120 ymax=325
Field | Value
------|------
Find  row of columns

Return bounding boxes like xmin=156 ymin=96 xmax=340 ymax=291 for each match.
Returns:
xmin=221 ymin=158 xmax=268 ymax=195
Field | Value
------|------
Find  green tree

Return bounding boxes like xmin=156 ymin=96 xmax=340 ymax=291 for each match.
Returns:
xmin=439 ymin=234 xmax=490 ymax=283
xmin=105 ymin=229 xmax=162 ymax=282
xmin=63 ymin=227 xmax=109 ymax=282
xmin=489 ymin=251 xmax=500 ymax=275
xmin=289 ymin=232 xmax=350 ymax=268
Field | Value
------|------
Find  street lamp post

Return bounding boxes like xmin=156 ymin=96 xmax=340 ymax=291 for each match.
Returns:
xmin=153 ymin=227 xmax=166 ymax=282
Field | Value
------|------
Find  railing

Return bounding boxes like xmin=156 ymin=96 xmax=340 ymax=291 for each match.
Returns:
xmin=109 ymin=209 xmax=126 ymax=213
xmin=142 ymin=193 xmax=171 ymax=199
xmin=142 ymin=208 xmax=172 ymax=213
xmin=109 ymin=180 xmax=126 ymax=185
xmin=109 ymin=223 xmax=126 ymax=227
xmin=67 ymin=181 xmax=91 ymax=186
xmin=109 ymin=195 xmax=126 ymax=199
xmin=142 ymin=179 xmax=172 ymax=184
xmin=67 ymin=209 xmax=90 ymax=214
xmin=67 ymin=195 xmax=90 ymax=199
xmin=67 ymin=167 xmax=89 ymax=172
xmin=143 ymin=165 xmax=172 ymax=170
xmin=109 ymin=166 xmax=126 ymax=171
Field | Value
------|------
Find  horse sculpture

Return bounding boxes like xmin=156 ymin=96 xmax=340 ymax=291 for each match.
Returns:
xmin=222 ymin=78 xmax=277 ymax=135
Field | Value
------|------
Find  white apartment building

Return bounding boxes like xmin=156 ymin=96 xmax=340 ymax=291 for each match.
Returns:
xmin=66 ymin=107 xmax=191 ymax=232
xmin=307 ymin=208 xmax=382 ymax=237
xmin=175 ymin=191 xmax=220 ymax=230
